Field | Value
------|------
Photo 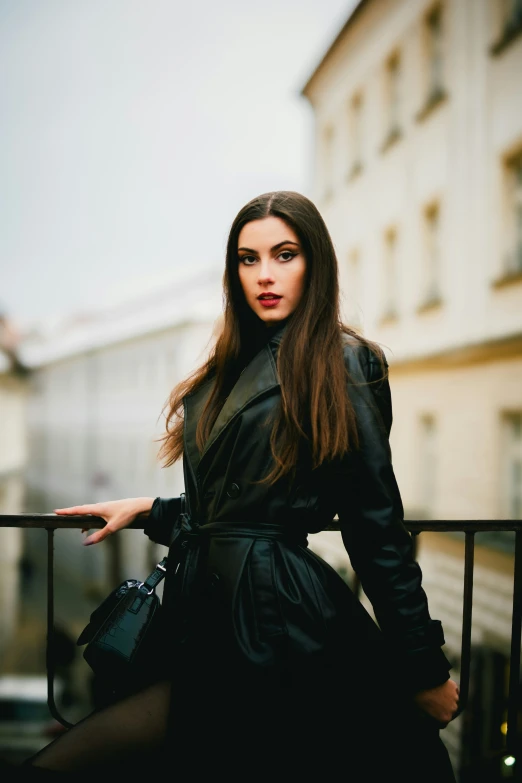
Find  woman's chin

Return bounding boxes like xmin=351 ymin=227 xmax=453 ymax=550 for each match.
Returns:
xmin=255 ymin=308 xmax=289 ymax=325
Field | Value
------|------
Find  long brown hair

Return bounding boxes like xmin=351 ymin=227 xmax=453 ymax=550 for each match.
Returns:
xmin=157 ymin=190 xmax=384 ymax=484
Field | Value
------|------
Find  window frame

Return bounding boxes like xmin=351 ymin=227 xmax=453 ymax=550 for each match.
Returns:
xmin=491 ymin=0 xmax=522 ymax=55
xmin=417 ymin=201 xmax=444 ymax=313
xmin=346 ymin=91 xmax=364 ymax=182
xmin=380 ymin=50 xmax=403 ymax=154
xmin=415 ymin=2 xmax=448 ymax=123
xmin=380 ymin=227 xmax=399 ymax=324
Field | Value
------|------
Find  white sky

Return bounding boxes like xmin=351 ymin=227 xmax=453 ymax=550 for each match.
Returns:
xmin=0 ymin=0 xmax=357 ymax=331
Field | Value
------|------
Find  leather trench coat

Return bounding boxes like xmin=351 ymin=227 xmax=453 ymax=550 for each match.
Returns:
xmin=144 ymin=323 xmax=455 ymax=778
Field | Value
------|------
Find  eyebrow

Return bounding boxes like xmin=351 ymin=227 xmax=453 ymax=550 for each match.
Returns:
xmin=238 ymin=241 xmax=300 ymax=254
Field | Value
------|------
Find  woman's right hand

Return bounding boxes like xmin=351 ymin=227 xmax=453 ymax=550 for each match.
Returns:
xmin=53 ymin=497 xmax=155 ymax=546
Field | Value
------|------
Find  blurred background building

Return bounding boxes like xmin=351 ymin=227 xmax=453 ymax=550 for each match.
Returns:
xmin=0 ymin=316 xmax=28 ymax=661
xmin=1 ymin=268 xmax=222 ymax=711
xmin=302 ymin=0 xmax=522 ymax=777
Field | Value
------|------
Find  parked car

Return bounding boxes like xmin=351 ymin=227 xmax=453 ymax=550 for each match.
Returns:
xmin=0 ymin=675 xmax=66 ymax=765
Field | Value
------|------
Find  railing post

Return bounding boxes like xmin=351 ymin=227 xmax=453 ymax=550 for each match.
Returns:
xmin=455 ymin=531 xmax=475 ymax=717
xmin=46 ymin=527 xmax=74 ymax=729
xmin=507 ymin=530 xmax=522 ymax=764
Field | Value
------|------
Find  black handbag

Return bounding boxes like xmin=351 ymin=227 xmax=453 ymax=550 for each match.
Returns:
xmin=76 ymin=556 xmax=168 ymax=692
xmin=76 ymin=494 xmax=193 ymax=699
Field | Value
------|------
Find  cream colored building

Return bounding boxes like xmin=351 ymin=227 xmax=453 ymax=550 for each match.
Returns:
xmin=301 ymin=0 xmax=522 ymax=774
xmin=0 ymin=319 xmax=28 ymax=663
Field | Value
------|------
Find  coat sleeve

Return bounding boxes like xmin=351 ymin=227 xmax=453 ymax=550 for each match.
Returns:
xmin=336 ymin=341 xmax=452 ymax=693
xmin=143 ymin=496 xmax=182 ymax=547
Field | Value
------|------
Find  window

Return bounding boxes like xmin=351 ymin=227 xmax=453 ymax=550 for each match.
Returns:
xmin=504 ymin=152 xmax=522 ymax=276
xmin=492 ymin=0 xmax=522 ymax=53
xmin=419 ymin=414 xmax=437 ymax=518
xmin=345 ymin=249 xmax=362 ymax=327
xmin=419 ymin=203 xmax=442 ymax=309
xmin=502 ymin=413 xmax=522 ymax=519
xmin=416 ymin=5 xmax=447 ymax=120
xmin=382 ymin=52 xmax=402 ymax=151
xmin=322 ymin=125 xmax=334 ymax=200
xmin=347 ymin=93 xmax=363 ymax=180
xmin=382 ymin=229 xmax=398 ymax=321
xmin=426 ymin=6 xmax=444 ymax=99
xmin=504 ymin=0 xmax=522 ymax=29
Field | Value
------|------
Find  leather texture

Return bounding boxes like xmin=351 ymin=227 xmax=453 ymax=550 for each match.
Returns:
xmin=144 ymin=324 xmax=452 ymax=694
xmin=77 ymin=561 xmax=168 ymax=687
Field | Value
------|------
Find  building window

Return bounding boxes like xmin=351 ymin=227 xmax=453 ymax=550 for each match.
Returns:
xmin=346 ymin=93 xmax=363 ymax=181
xmin=322 ymin=125 xmax=334 ymax=200
xmin=502 ymin=413 xmax=522 ymax=519
xmin=491 ymin=0 xmax=522 ymax=54
xmin=345 ymin=249 xmax=362 ymax=327
xmin=418 ymin=203 xmax=443 ymax=311
xmin=427 ymin=6 xmax=444 ymax=97
xmin=416 ymin=5 xmax=447 ymax=121
xmin=504 ymin=152 xmax=522 ymax=277
xmin=419 ymin=414 xmax=437 ymax=518
xmin=503 ymin=0 xmax=522 ymax=29
xmin=381 ymin=52 xmax=402 ymax=152
xmin=381 ymin=229 xmax=399 ymax=322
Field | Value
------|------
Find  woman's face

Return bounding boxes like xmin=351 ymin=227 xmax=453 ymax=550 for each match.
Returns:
xmin=237 ymin=216 xmax=307 ymax=326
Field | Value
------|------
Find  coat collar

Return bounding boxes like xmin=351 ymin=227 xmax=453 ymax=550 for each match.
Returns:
xmin=183 ymin=321 xmax=287 ymax=479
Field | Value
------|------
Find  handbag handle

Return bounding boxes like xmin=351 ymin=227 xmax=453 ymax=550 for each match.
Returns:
xmin=139 ymin=558 xmax=168 ymax=594
xmin=131 ymin=491 xmax=190 ymax=611
xmin=129 ymin=557 xmax=168 ymax=613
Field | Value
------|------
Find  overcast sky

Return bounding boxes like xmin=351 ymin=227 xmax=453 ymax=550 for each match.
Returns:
xmin=0 ymin=0 xmax=357 ymax=331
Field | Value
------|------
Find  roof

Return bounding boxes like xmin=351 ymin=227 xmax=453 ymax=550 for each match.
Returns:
xmin=301 ymin=0 xmax=369 ymax=97
xmin=18 ymin=264 xmax=224 ymax=368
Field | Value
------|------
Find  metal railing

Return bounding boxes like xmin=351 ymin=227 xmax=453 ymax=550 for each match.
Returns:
xmin=1 ymin=515 xmax=521 ymax=759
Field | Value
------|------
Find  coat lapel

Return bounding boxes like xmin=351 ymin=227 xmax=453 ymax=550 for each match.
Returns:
xmin=183 ymin=325 xmax=285 ymax=481
xmin=201 ymin=341 xmax=279 ymax=461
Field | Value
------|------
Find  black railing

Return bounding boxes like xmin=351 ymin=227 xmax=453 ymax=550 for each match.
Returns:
xmin=1 ymin=515 xmax=521 ymax=759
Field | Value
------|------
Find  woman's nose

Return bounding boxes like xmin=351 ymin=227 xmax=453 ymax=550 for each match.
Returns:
xmin=257 ymin=259 xmax=275 ymax=284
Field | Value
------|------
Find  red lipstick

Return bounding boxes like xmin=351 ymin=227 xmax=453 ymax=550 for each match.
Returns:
xmin=257 ymin=293 xmax=282 ymax=308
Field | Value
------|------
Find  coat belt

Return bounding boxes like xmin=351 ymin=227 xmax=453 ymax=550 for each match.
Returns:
xmin=198 ymin=520 xmax=308 ymax=547
xmin=169 ymin=514 xmax=308 ymax=549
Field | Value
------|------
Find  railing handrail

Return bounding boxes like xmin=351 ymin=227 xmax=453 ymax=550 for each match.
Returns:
xmin=1 ymin=513 xmax=521 ymax=532
xmin=1 ymin=513 xmax=521 ymax=765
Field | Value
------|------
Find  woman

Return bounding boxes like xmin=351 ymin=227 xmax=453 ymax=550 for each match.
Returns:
xmin=21 ymin=191 xmax=459 ymax=779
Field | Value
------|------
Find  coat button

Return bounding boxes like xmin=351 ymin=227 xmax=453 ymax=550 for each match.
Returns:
xmin=226 ymin=482 xmax=240 ymax=499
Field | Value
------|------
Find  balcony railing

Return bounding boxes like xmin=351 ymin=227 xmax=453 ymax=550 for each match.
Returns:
xmin=1 ymin=515 xmax=521 ymax=759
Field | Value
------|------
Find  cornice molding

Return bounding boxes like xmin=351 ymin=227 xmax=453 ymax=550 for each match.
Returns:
xmin=389 ymin=332 xmax=522 ymax=372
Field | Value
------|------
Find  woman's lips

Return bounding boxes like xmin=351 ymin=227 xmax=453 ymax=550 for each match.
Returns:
xmin=258 ymin=296 xmax=282 ymax=308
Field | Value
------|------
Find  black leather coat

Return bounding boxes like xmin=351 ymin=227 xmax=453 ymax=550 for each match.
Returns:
xmin=144 ymin=324 xmax=454 ymax=777
xmin=145 ymin=323 xmax=451 ymax=680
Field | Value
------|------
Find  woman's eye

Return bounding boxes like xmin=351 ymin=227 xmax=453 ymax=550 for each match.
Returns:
xmin=279 ymin=251 xmax=296 ymax=262
xmin=239 ymin=256 xmax=257 ymax=265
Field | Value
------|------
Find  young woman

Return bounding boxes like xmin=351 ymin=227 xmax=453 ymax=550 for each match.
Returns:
xmin=20 ymin=191 xmax=459 ymax=780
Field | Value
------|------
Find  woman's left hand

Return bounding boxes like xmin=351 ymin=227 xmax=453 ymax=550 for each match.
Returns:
xmin=413 ymin=679 xmax=460 ymax=727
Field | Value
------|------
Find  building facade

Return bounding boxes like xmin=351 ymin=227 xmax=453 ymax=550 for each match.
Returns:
xmin=6 ymin=268 xmax=222 ymax=687
xmin=0 ymin=319 xmax=28 ymax=664
xmin=301 ymin=0 xmax=522 ymax=777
